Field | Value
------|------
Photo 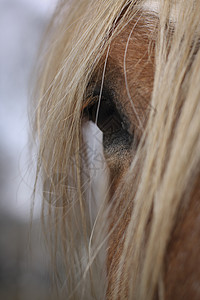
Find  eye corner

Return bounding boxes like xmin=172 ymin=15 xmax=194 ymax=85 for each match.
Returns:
xmin=82 ymin=97 xmax=97 ymax=120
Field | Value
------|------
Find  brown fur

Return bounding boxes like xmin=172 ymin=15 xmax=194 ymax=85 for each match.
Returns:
xmin=97 ymin=15 xmax=156 ymax=299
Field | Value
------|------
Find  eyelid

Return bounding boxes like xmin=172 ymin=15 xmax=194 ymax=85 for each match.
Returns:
xmin=82 ymin=96 xmax=97 ymax=112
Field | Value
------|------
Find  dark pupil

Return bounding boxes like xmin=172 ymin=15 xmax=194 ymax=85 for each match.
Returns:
xmin=87 ymin=98 xmax=123 ymax=135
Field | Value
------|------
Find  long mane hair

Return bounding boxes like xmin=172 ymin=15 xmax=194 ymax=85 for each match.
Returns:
xmin=32 ymin=0 xmax=200 ymax=299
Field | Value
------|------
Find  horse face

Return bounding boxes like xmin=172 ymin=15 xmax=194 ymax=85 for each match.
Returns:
xmin=86 ymin=15 xmax=155 ymax=186
xmin=84 ymin=9 xmax=200 ymax=300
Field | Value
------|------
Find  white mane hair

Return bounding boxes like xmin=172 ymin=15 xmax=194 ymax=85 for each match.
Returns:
xmin=32 ymin=0 xmax=200 ymax=299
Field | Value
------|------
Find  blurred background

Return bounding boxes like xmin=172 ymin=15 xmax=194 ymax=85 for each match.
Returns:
xmin=0 ymin=0 xmax=58 ymax=298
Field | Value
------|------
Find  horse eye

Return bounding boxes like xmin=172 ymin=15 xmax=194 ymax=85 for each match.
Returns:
xmin=87 ymin=98 xmax=124 ymax=135
xmin=84 ymin=96 xmax=134 ymax=150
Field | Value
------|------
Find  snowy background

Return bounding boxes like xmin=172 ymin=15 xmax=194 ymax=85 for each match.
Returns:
xmin=0 ymin=0 xmax=58 ymax=298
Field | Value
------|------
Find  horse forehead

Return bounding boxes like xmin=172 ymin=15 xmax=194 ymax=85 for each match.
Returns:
xmin=104 ymin=17 xmax=156 ymax=128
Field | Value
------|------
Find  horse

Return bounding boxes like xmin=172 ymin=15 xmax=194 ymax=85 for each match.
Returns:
xmin=32 ymin=0 xmax=200 ymax=299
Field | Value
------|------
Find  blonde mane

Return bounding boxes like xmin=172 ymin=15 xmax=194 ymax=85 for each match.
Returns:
xmin=32 ymin=0 xmax=200 ymax=299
